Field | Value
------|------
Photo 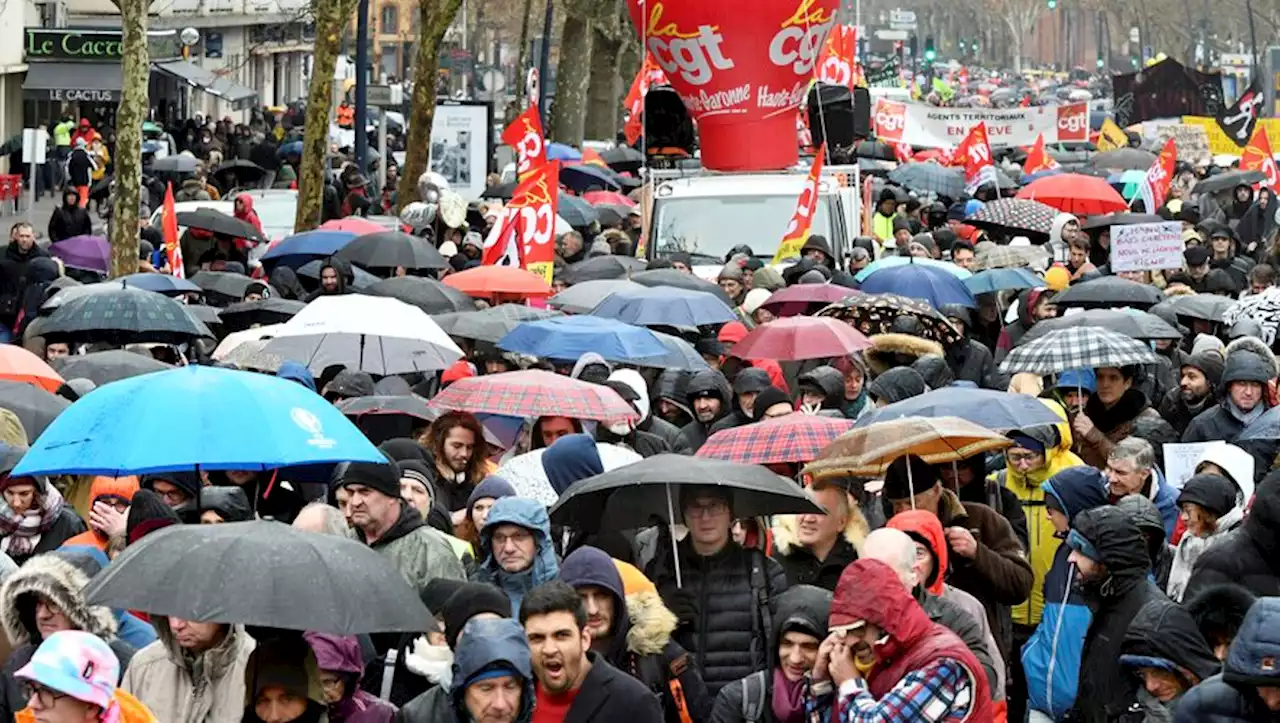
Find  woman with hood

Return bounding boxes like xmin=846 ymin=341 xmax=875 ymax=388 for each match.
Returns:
xmin=1116 ymin=598 xmax=1220 ymax=722
xmin=198 ymin=487 xmax=254 ymax=524
xmin=241 ymin=639 xmax=328 ymax=723
xmin=994 ymin=288 xmax=1057 ymax=366
xmin=1166 ymin=474 xmax=1245 ymax=602
xmin=1238 ymin=187 xmax=1277 ymax=260
xmin=1228 ymin=183 xmax=1255 ymax=221
xmin=303 ymin=633 xmax=396 ymax=723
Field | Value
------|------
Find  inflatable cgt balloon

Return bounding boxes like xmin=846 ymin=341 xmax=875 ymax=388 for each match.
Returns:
xmin=628 ymin=0 xmax=839 ymax=172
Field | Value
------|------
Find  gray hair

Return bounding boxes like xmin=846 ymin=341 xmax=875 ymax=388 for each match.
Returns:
xmin=292 ymin=502 xmax=349 ymax=537
xmin=860 ymin=528 xmax=918 ymax=588
xmin=1110 ymin=437 xmax=1156 ymax=471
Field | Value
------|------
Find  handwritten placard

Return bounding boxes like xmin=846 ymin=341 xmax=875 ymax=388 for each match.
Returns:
xmin=1110 ymin=221 xmax=1184 ymax=272
xmin=1163 ymin=441 xmax=1225 ymax=492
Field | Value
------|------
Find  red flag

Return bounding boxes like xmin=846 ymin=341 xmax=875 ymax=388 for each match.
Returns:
xmin=1137 ymin=138 xmax=1177 ymax=212
xmin=581 ymin=148 xmax=608 ymax=168
xmin=622 ymin=54 xmax=667 ymax=146
xmin=1022 ymin=133 xmax=1060 ymax=175
xmin=816 ymin=25 xmax=858 ymax=89
xmin=772 ymin=145 xmax=826 ymax=263
xmin=892 ymin=142 xmax=914 ymax=164
xmin=482 ymin=162 xmax=560 ymax=282
xmin=162 ymin=182 xmax=184 ymax=278
xmin=954 ymin=122 xmax=997 ymax=193
xmin=1241 ymin=127 xmax=1279 ymax=189
xmin=500 ymin=106 xmax=547 ymax=182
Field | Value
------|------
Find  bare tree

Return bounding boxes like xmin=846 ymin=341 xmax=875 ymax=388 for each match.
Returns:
xmin=109 ymin=0 xmax=148 ymax=276
xmin=583 ymin=0 xmax=624 ymax=141
xmin=395 ymin=0 xmax=465 ymax=212
xmin=989 ymin=0 xmax=1044 ymax=72
xmin=513 ymin=0 xmax=535 ymax=112
xmin=549 ymin=0 xmax=597 ymax=145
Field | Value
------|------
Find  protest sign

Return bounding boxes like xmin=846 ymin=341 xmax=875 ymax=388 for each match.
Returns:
xmin=1163 ymin=441 xmax=1225 ymax=491
xmin=873 ymin=99 xmax=1088 ymax=148
xmin=1110 ymin=221 xmax=1184 ymax=272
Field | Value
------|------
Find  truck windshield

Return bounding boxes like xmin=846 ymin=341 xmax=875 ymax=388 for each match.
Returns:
xmin=651 ymin=195 xmax=834 ymax=263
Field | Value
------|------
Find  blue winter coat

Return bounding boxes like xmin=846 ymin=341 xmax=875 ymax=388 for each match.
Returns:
xmin=471 ymin=497 xmax=559 ymax=616
xmin=1175 ymin=597 xmax=1280 ymax=723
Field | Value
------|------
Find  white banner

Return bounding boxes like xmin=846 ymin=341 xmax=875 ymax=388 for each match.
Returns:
xmin=1110 ymin=222 xmax=1185 ymax=272
xmin=873 ymin=100 xmax=1090 ymax=149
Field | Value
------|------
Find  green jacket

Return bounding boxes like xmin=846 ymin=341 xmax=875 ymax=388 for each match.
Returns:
xmin=53 ymin=121 xmax=75 ymax=147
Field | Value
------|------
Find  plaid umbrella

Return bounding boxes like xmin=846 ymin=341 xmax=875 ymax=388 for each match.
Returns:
xmin=998 ymin=326 xmax=1159 ymax=376
xmin=697 ymin=413 xmax=855 ymax=465
xmin=967 ymin=199 xmax=1059 ymax=240
xmin=818 ymin=294 xmax=963 ymax=346
xmin=805 ymin=416 xmax=1012 ymax=480
xmin=888 ymin=162 xmax=964 ymax=197
xmin=430 ymin=369 xmax=638 ymax=423
xmin=40 ymin=287 xmax=208 ymax=345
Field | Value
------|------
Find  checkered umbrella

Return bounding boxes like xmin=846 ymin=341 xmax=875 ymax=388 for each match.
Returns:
xmin=967 ymin=199 xmax=1059 ymax=241
xmin=888 ymin=162 xmax=965 ymax=198
xmin=998 ymin=326 xmax=1159 ymax=376
xmin=973 ymin=245 xmax=1033 ymax=271
xmin=1222 ymin=287 xmax=1280 ymax=345
xmin=429 ymin=369 xmax=639 ymax=424
xmin=696 ymin=413 xmax=856 ymax=465
xmin=818 ymin=293 xmax=963 ymax=345
xmin=805 ymin=416 xmax=1013 ymax=480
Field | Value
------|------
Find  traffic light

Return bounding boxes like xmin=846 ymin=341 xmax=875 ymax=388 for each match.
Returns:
xmin=924 ymin=35 xmax=936 ymax=62
xmin=1096 ymin=49 xmax=1105 ymax=68
xmin=958 ymin=38 xmax=967 ymax=55
xmin=1047 ymin=0 xmax=1057 ymax=8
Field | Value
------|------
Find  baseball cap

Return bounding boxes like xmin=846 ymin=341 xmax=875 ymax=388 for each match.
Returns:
xmin=16 ymin=631 xmax=120 ymax=712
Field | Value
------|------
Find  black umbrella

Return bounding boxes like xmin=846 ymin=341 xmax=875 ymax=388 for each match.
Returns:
xmin=434 ymin=304 xmax=562 ymax=343
xmin=0 ymin=381 xmax=70 ymax=443
xmin=40 ymin=287 xmax=208 ymax=344
xmin=183 ymin=305 xmax=221 ymax=333
xmin=297 ymin=259 xmax=381 ymax=291
xmin=1194 ymin=170 xmax=1268 ymax=195
xmin=151 ymin=156 xmax=201 ymax=174
xmin=630 ymin=268 xmax=734 ymax=306
xmin=601 ymin=146 xmax=644 ymax=173
xmin=337 ymin=395 xmax=438 ymax=423
xmin=1018 ymin=309 xmax=1182 ymax=345
xmin=558 ymin=194 xmax=600 ymax=229
xmin=854 ymin=139 xmax=897 ymax=161
xmin=1151 ymin=294 xmax=1234 ymax=323
xmin=84 ymin=521 xmax=433 ymax=634
xmin=1079 ymin=212 xmax=1164 ymax=230
xmin=1087 ymin=148 xmax=1157 ymax=171
xmin=336 ymin=231 xmax=447 ymax=272
xmin=363 ymin=276 xmax=476 ymax=314
xmin=191 ymin=271 xmax=257 ymax=302
xmin=888 ymin=163 xmax=965 ymax=198
xmin=177 ymin=209 xmax=266 ymax=243
xmin=481 ymin=182 xmax=516 ymax=200
xmin=89 ymin=175 xmax=113 ymax=201
xmin=1052 ymin=275 xmax=1164 ymax=310
xmin=210 ymin=160 xmax=267 ymax=189
xmin=593 ymin=205 xmax=625 ymax=228
xmin=562 ymin=256 xmax=648 ymax=284
xmin=50 ymin=350 xmax=172 ymax=386
xmin=218 ymin=297 xmax=307 ymax=332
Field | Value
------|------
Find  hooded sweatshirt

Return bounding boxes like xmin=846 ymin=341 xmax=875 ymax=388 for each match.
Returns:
xmin=1174 ymin=597 xmax=1280 ymax=723
xmin=1118 ymin=598 xmax=1220 ymax=719
xmin=473 ymin=498 xmax=559 ymax=616
xmin=541 ymin=434 xmax=603 ymax=497
xmin=276 ymin=361 xmax=317 ymax=392
xmin=63 ymin=476 xmax=139 ymax=551
xmin=304 ymin=632 xmax=396 ymax=723
xmin=679 ymin=370 xmax=732 ymax=453
xmin=449 ymin=618 xmax=534 ymax=723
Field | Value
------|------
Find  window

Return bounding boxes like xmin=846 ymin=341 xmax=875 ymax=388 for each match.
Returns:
xmin=380 ymin=4 xmax=398 ymax=34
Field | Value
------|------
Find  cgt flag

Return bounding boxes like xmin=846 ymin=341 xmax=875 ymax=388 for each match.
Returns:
xmin=622 ymin=54 xmax=668 ymax=147
xmin=816 ymin=24 xmax=858 ymax=89
xmin=772 ymin=144 xmax=826 ymax=263
xmin=1136 ymin=138 xmax=1177 ymax=213
xmin=1022 ymin=133 xmax=1060 ymax=175
xmin=954 ymin=122 xmax=998 ymax=193
xmin=501 ymin=106 xmax=547 ymax=182
xmin=481 ymin=161 xmax=560 ymax=282
xmin=162 ymin=182 xmax=184 ymax=278
xmin=1240 ymin=126 xmax=1279 ymax=189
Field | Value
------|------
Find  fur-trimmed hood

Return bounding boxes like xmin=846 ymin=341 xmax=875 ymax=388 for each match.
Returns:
xmin=0 ymin=553 xmax=117 ymax=646
xmin=770 ymin=497 xmax=869 ymax=557
xmin=864 ymin=333 xmax=946 ymax=377
xmin=624 ymin=589 xmax=677 ymax=657
xmin=1225 ymin=336 xmax=1279 ymax=379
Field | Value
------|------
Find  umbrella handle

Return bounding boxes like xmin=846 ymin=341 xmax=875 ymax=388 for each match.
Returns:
xmin=908 ymin=459 xmax=915 ymax=511
xmin=666 ymin=483 xmax=682 ymax=589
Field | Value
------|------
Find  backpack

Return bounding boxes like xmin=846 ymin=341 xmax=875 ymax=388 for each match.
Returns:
xmin=740 ymin=670 xmax=769 ymax=723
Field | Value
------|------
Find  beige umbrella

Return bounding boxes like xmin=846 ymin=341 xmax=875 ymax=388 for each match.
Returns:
xmin=804 ymin=416 xmax=1012 ymax=482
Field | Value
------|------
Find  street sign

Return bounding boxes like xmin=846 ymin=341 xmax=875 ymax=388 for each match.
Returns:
xmin=366 ymin=84 xmax=392 ymax=107
xmin=889 ymin=9 xmax=917 ymax=27
xmin=876 ymin=29 xmax=909 ymax=41
xmin=22 ymin=129 xmax=46 ymax=165
xmin=1129 ymin=27 xmax=1140 ymax=43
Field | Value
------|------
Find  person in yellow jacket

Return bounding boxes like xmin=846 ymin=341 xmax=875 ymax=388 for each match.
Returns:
xmin=14 ymin=630 xmax=157 ymax=723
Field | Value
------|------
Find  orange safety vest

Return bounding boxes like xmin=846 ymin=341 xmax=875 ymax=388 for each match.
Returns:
xmin=337 ymin=104 xmax=355 ymax=127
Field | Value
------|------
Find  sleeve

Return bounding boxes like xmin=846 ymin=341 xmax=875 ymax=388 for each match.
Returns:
xmin=1000 ymin=487 xmax=1030 ymax=552
xmin=965 ymin=508 xmax=1033 ymax=605
xmin=835 ymin=659 xmax=974 ymax=723
xmin=669 ymin=644 xmax=714 ymax=723
xmin=709 ymin=681 xmax=744 ymax=723
xmin=766 ymin=556 xmax=790 ymax=598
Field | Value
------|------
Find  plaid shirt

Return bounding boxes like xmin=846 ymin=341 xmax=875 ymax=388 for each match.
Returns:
xmin=835 ymin=658 xmax=974 ymax=722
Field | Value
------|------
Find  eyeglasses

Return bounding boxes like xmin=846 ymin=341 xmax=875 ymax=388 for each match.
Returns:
xmin=1006 ymin=451 xmax=1042 ymax=465
xmin=23 ymin=682 xmax=68 ymax=709
xmin=685 ymin=501 xmax=728 ymax=518
xmin=491 ymin=530 xmax=533 ymax=548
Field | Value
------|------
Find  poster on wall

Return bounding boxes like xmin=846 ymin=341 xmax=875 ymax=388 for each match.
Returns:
xmin=429 ymin=101 xmax=493 ymax=201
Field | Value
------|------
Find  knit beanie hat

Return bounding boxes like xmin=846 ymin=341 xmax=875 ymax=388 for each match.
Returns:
xmin=1183 ymin=350 xmax=1226 ymax=390
xmin=334 ymin=458 xmax=401 ymax=499
xmin=126 ymin=489 xmax=181 ymax=546
xmin=441 ymin=583 xmax=512 ymax=650
xmin=1178 ymin=474 xmax=1238 ymax=518
xmin=750 ymin=386 xmax=793 ymax=422
xmin=466 ymin=476 xmax=517 ymax=516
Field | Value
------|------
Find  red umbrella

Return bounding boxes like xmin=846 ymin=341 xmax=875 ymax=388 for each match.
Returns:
xmin=730 ymin=317 xmax=872 ymax=361
xmin=320 ymin=218 xmax=386 ymax=235
xmin=443 ymin=266 xmax=553 ymax=298
xmin=697 ymin=413 xmax=855 ymax=465
xmin=582 ymin=190 xmax=636 ymax=208
xmin=430 ymin=369 xmax=638 ymax=423
xmin=760 ymin=284 xmax=863 ymax=318
xmin=1015 ymin=173 xmax=1128 ymax=216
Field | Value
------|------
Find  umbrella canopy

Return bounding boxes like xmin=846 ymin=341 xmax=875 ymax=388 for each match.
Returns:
xmin=430 ymin=369 xmax=639 ymax=424
xmin=854 ymin=256 xmax=972 ymax=282
xmin=151 ymin=155 xmax=200 ymax=173
xmin=818 ymin=294 xmax=963 ymax=345
xmin=191 ymin=271 xmax=257 ymax=301
xmin=0 ymin=381 xmax=68 ymax=443
xmin=1053 ymin=275 xmax=1163 ymax=309
xmin=557 ymin=193 xmax=600 ymax=228
xmin=760 ymin=284 xmax=862 ymax=318
xmin=562 ymin=164 xmax=621 ymax=193
xmin=645 ymin=331 xmax=713 ymax=372
xmin=13 ymin=366 xmax=384 ymax=476
xmin=854 ymin=388 xmax=1067 ymax=431
xmin=697 ymin=413 xmax=855 ymax=465
xmin=335 ymin=231 xmax=447 ymax=272
xmin=963 ymin=267 xmax=1043 ymax=295
xmin=601 ymin=146 xmax=644 ymax=173
xmin=217 ymin=297 xmax=307 ymax=332
xmin=548 ymin=454 xmax=822 ymax=533
xmin=967 ymin=199 xmax=1060 ymax=240
xmin=319 ymin=218 xmax=386 ymax=235
xmin=0 ymin=346 xmax=63 ymax=392
xmin=84 ymin=521 xmax=432 ymax=634
xmin=50 ymin=350 xmax=171 ymax=386
xmin=209 ymin=159 xmax=266 ymax=187
xmin=630 ymin=269 xmax=734 ymax=305
xmin=260 ymin=230 xmax=357 ymax=270
xmin=118 ymin=273 xmax=202 ymax=295
xmin=481 ymin=182 xmax=516 ymax=200
xmin=888 ymin=162 xmax=965 ymax=197
xmin=730 ymin=316 xmax=872 ymax=361
xmin=211 ymin=324 xmax=286 ymax=362
xmin=806 ymin=416 xmax=1013 ymax=479
xmin=549 ymin=279 xmax=644 ymax=314
xmin=499 ymin=443 xmax=644 ymax=506
xmin=589 ymin=286 xmax=736 ymax=327
xmin=583 ymin=190 xmax=636 ymax=207
xmin=259 ymin=295 xmax=463 ymax=375
xmin=1015 ymin=173 xmax=1128 ymax=215
xmin=856 ymin=263 xmax=977 ymax=309
xmin=1152 ymin=294 xmax=1233 ymax=323
xmin=561 ymin=256 xmax=647 ymax=284
xmin=176 ymin=209 xmax=265 ymax=242
xmin=497 ymin=315 xmax=668 ymax=362
xmin=362 ymin=276 xmax=476 ymax=314
xmin=49 ymin=235 xmax=110 ymax=273
xmin=41 ymin=287 xmax=208 ymax=345
xmin=998 ymin=326 xmax=1159 ymax=376
xmin=1222 ymin=287 xmax=1280 ymax=341
xmin=1079 ymin=212 xmax=1164 ymax=231
xmin=547 ymin=143 xmax=582 ymax=161
xmin=1087 ymin=148 xmax=1157 ymax=171
xmin=972 ymin=245 xmax=1036 ymax=271
xmin=337 ymin=395 xmax=437 ymax=424
xmin=435 ymin=305 xmax=562 ymax=343
xmin=443 ymin=266 xmax=553 ymax=298
xmin=1194 ymin=169 xmax=1267 ymax=195
xmin=1019 ymin=309 xmax=1181 ymax=344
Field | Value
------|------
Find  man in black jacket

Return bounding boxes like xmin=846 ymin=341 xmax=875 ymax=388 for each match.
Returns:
xmin=1183 ymin=339 xmax=1275 ymax=443
xmin=1159 ymin=348 xmax=1225 ymax=437
xmin=678 ymin=370 xmax=733 ymax=453
xmin=773 ymin=482 xmax=860 ymax=591
xmin=520 ymin=581 xmax=663 ymax=723
xmin=1184 ymin=469 xmax=1280 ymax=600
xmin=939 ymin=304 xmax=998 ymax=389
xmin=47 ymin=189 xmax=92 ymax=243
xmin=0 ymin=222 xmax=50 ymax=332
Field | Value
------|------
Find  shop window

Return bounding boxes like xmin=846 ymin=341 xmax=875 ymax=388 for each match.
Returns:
xmin=380 ymin=5 xmax=398 ymax=35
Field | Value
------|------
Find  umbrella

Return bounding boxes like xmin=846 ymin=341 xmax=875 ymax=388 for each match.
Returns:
xmin=497 ymin=315 xmax=668 ymax=362
xmin=118 ymin=273 xmax=202 ymax=296
xmin=854 ymin=388 xmax=1069 ymax=431
xmin=190 ymin=271 xmax=257 ymax=301
xmin=151 ymin=156 xmax=201 ymax=173
xmin=209 ymin=159 xmax=266 ymax=187
xmin=601 ymin=146 xmax=644 ymax=173
xmin=0 ymin=346 xmax=63 ymax=392
xmin=435 ymin=305 xmax=562 ymax=343
xmin=854 ymin=256 xmax=972 ymax=282
xmin=211 ymin=324 xmax=286 ymax=364
xmin=430 ymin=370 xmax=638 ymax=424
xmin=0 ymin=381 xmax=69 ymax=443
xmin=260 ymin=230 xmax=357 ymax=270
xmin=1087 ymin=148 xmax=1157 ymax=171
xmin=443 ymin=266 xmax=553 ymax=298
xmin=730 ymin=316 xmax=872 ymax=361
xmin=1107 ymin=170 xmax=1148 ymax=200
xmin=590 ymin=286 xmax=736 ymax=327
xmin=583 ymin=190 xmax=636 ymax=208
xmin=972 ymin=245 xmax=1035 ymax=271
xmin=363 ymin=276 xmax=477 ymax=314
xmin=562 ymin=256 xmax=647 ymax=284
xmin=481 ymin=182 xmax=516 ymax=200
xmin=49 ymin=350 xmax=171 ymax=386
xmin=297 ymin=260 xmax=380 ymax=291
xmin=1053 ymin=275 xmax=1163 ymax=309
xmin=337 ymin=395 xmax=438 ymax=425
xmin=217 ymin=297 xmax=307 ymax=332
xmin=818 ymin=294 xmax=963 ymax=345
xmin=11 ymin=365 xmax=385 ymax=477
xmin=963 ymin=267 xmax=1043 ymax=295
xmin=84 ymin=521 xmax=431 ymax=634
xmin=592 ymin=205 xmax=626 ymax=229
xmin=320 ymin=218 xmax=386 ymax=235
xmin=888 ymin=162 xmax=965 ymax=198
xmin=856 ymin=263 xmax=977 ymax=309
xmin=561 ymin=164 xmax=621 ymax=193
xmin=548 ymin=279 xmax=643 ymax=314
xmin=499 ymin=443 xmax=644 ymax=506
xmin=697 ymin=413 xmax=855 ymax=465
xmin=1020 ymin=309 xmax=1181 ymax=344
xmin=176 ymin=209 xmax=266 ymax=242
xmin=631 ymin=269 xmax=734 ymax=306
xmin=967 ymin=199 xmax=1059 ymax=240
xmin=184 ymin=304 xmax=221 ymax=330
xmin=1152 ymin=294 xmax=1233 ymax=323
xmin=49 ymin=235 xmax=110 ymax=273
xmin=335 ymin=231 xmax=447 ymax=271
xmin=998 ymin=326 xmax=1159 ymax=376
xmin=547 ymin=143 xmax=582 ymax=161
xmin=806 ymin=416 xmax=1013 ymax=479
xmin=645 ymin=331 xmax=713 ymax=372
xmin=1195 ymin=170 xmax=1268 ymax=195
xmin=277 ymin=140 xmax=303 ymax=157
xmin=760 ymin=284 xmax=862 ymax=318
xmin=1222 ymin=287 xmax=1280 ymax=341
xmin=258 ymin=295 xmax=463 ymax=375
xmin=1015 ymin=173 xmax=1128 ymax=216
xmin=40 ymin=287 xmax=207 ymax=345
xmin=1080 ymin=212 xmax=1163 ymax=231
xmin=855 ymin=139 xmax=897 ymax=161
xmin=557 ymin=193 xmax=600 ymax=229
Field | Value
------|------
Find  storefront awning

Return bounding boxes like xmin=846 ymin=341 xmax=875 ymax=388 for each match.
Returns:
xmin=24 ymin=62 xmax=122 ymax=103
xmin=152 ymin=59 xmax=258 ymax=110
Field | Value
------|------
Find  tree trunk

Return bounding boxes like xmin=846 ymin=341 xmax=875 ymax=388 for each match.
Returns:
xmin=395 ymin=0 xmax=465 ymax=213
xmin=513 ymin=0 xmax=535 ymax=111
xmin=109 ymin=0 xmax=148 ymax=278
xmin=549 ymin=0 xmax=595 ymax=145
xmin=295 ymin=0 xmax=359 ymax=232
xmin=583 ymin=0 xmax=622 ymax=141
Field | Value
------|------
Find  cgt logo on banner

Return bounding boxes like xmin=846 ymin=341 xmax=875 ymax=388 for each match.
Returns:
xmin=815 ymin=24 xmax=857 ymax=89
xmin=873 ymin=99 xmax=1089 ymax=148
xmin=501 ymin=106 xmax=546 ymax=182
xmin=482 ymin=161 xmax=560 ymax=281
xmin=1241 ymin=127 xmax=1280 ymax=189
xmin=772 ymin=143 xmax=826 ymax=263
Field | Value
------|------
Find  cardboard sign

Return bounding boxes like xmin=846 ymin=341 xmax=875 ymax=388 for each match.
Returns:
xmin=1151 ymin=123 xmax=1210 ymax=167
xmin=1110 ymin=221 xmax=1184 ymax=272
xmin=1163 ymin=441 xmax=1225 ymax=491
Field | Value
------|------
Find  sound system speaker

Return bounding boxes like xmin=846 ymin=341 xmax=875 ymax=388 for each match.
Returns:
xmin=806 ymin=83 xmax=871 ymax=150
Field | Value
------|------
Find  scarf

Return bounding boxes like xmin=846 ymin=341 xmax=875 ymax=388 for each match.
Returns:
xmin=770 ymin=669 xmax=807 ymax=723
xmin=1228 ymin=399 xmax=1266 ymax=427
xmin=0 ymin=483 xmax=64 ymax=557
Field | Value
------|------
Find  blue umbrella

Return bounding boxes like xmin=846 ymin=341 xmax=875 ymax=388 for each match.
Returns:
xmin=855 ymin=387 xmax=1065 ymax=431
xmin=278 ymin=141 xmax=303 ymax=157
xmin=497 ymin=315 xmax=667 ymax=362
xmin=557 ymin=193 xmax=600 ymax=229
xmin=261 ymin=230 xmax=358 ymax=270
xmin=590 ymin=286 xmax=736 ymax=327
xmin=11 ymin=366 xmax=385 ymax=477
xmin=561 ymin=164 xmax=621 ymax=193
xmin=547 ymin=143 xmax=582 ymax=162
xmin=963 ymin=267 xmax=1043 ymax=295
xmin=118 ymin=273 xmax=202 ymax=296
xmin=854 ymin=256 xmax=972 ymax=282
xmin=857 ymin=264 xmax=977 ymax=308
xmin=645 ymin=331 xmax=712 ymax=372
